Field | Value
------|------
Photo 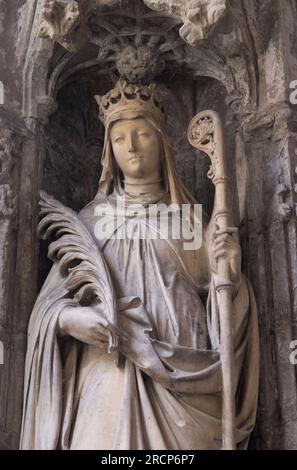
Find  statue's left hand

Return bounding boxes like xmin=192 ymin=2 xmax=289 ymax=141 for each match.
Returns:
xmin=211 ymin=226 xmax=242 ymax=290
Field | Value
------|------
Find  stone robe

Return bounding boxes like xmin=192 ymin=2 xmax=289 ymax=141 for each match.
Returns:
xmin=20 ymin=190 xmax=259 ymax=450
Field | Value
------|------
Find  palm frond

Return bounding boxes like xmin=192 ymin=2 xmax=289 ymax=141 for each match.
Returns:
xmin=38 ymin=190 xmax=118 ymax=353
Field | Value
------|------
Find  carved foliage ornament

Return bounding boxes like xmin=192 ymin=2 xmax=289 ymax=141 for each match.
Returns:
xmin=116 ymin=46 xmax=165 ymax=84
xmin=144 ymin=0 xmax=227 ymax=46
xmin=38 ymin=0 xmax=88 ymax=51
xmin=38 ymin=0 xmax=227 ymax=52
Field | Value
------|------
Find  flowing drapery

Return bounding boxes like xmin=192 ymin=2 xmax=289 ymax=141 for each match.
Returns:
xmin=20 ymin=191 xmax=259 ymax=450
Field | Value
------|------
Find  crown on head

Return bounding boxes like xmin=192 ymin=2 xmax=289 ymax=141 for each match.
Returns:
xmin=95 ymin=79 xmax=166 ymax=126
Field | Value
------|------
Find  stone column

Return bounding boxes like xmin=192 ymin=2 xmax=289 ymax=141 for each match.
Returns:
xmin=236 ymin=105 xmax=297 ymax=449
xmin=0 ymin=114 xmax=46 ymax=449
xmin=0 ymin=124 xmax=18 ymax=449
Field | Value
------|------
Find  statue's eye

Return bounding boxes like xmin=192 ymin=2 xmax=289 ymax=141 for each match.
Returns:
xmin=114 ymin=136 xmax=124 ymax=144
xmin=137 ymin=132 xmax=150 ymax=138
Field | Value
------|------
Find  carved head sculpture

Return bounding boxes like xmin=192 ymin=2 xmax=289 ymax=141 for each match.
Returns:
xmin=109 ymin=117 xmax=163 ymax=184
xmin=94 ymin=79 xmax=197 ymax=209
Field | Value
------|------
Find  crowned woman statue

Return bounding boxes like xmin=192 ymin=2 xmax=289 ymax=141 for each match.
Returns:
xmin=20 ymin=79 xmax=259 ymax=450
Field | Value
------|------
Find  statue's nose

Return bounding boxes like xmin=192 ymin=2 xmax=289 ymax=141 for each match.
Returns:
xmin=127 ymin=134 xmax=136 ymax=153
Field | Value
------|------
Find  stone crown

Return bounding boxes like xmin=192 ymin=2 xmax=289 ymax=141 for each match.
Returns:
xmin=95 ymin=79 xmax=166 ymax=126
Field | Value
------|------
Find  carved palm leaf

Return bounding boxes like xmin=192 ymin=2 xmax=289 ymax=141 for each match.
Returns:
xmin=38 ymin=190 xmax=118 ymax=352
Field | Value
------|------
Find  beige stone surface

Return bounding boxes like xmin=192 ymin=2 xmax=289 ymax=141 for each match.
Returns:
xmin=0 ymin=0 xmax=297 ymax=450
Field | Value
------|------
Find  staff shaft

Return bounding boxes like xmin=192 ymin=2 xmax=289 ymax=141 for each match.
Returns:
xmin=187 ymin=111 xmax=236 ymax=450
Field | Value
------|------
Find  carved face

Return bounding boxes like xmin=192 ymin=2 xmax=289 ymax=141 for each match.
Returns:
xmin=110 ymin=118 xmax=162 ymax=182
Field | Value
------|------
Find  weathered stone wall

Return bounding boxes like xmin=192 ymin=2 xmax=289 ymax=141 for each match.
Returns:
xmin=0 ymin=0 xmax=297 ymax=450
xmin=0 ymin=0 xmax=32 ymax=449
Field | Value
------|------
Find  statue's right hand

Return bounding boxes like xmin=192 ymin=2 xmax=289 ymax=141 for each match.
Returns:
xmin=58 ymin=304 xmax=109 ymax=349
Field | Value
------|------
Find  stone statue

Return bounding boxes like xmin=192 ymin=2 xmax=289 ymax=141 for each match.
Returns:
xmin=20 ymin=79 xmax=259 ymax=450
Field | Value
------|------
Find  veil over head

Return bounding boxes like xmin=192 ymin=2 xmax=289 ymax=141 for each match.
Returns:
xmin=94 ymin=80 xmax=198 ymax=209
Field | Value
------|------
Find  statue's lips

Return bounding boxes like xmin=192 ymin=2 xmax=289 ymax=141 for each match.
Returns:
xmin=129 ymin=154 xmax=142 ymax=161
